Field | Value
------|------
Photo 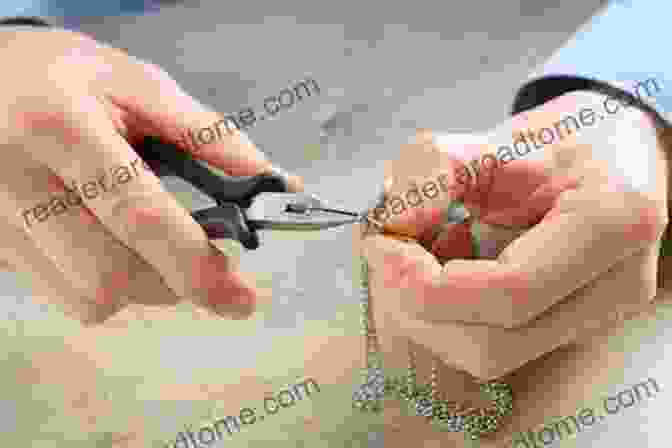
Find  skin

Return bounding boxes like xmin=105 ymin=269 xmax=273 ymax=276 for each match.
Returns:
xmin=0 ymin=27 xmax=304 ymax=325
xmin=353 ymin=89 xmax=670 ymax=446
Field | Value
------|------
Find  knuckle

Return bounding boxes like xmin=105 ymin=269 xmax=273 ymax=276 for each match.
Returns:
xmin=99 ymin=268 xmax=134 ymax=302
xmin=74 ymin=299 xmax=124 ymax=326
xmin=107 ymin=194 xmax=166 ymax=246
xmin=473 ymin=365 xmax=506 ymax=382
xmin=64 ymin=29 xmax=99 ymax=47
xmin=499 ymin=302 xmax=521 ymax=329
xmin=628 ymin=198 xmax=668 ymax=243
xmin=72 ymin=275 xmax=132 ymax=326
xmin=456 ymin=330 xmax=510 ymax=381
xmin=469 ymin=347 xmax=511 ymax=381
xmin=504 ymin=298 xmax=537 ymax=329
xmin=642 ymin=276 xmax=658 ymax=304
xmin=500 ymin=274 xmax=534 ymax=328
xmin=15 ymin=109 xmax=69 ymax=135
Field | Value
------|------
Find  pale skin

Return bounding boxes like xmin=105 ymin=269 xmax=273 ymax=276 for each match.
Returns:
xmin=0 ymin=27 xmax=303 ymax=325
xmin=353 ymin=88 xmax=670 ymax=446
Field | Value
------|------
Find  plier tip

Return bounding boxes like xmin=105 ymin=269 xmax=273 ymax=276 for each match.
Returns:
xmin=247 ymin=192 xmax=364 ymax=231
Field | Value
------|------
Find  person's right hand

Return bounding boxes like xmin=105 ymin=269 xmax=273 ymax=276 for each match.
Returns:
xmin=0 ymin=27 xmax=303 ymax=325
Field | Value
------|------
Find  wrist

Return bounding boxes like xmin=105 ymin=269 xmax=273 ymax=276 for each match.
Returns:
xmin=511 ymin=75 xmax=672 ymax=259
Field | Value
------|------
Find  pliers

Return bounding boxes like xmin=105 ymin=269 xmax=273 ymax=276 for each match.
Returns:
xmin=134 ymin=136 xmax=365 ymax=250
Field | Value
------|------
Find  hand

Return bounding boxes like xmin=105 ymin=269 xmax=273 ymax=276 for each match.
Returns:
xmin=0 ymin=27 xmax=303 ymax=325
xmin=359 ymin=90 xmax=668 ymax=380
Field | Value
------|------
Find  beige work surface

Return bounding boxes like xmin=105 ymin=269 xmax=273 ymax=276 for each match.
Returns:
xmin=3 ymin=2 xmax=669 ymax=448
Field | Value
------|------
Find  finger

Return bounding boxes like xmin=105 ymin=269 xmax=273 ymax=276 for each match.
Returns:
xmin=367 ymin=184 xmax=665 ymax=329
xmin=434 ymin=89 xmax=661 ymax=217
xmin=21 ymin=93 xmax=256 ymax=319
xmin=2 ymin=153 xmax=181 ymax=310
xmin=105 ymin=53 xmax=303 ymax=191
xmin=369 ymin=95 xmax=667 ymax=328
xmin=0 ymin=219 xmax=123 ymax=325
xmin=388 ymin=245 xmax=659 ymax=380
xmin=431 ymin=96 xmax=612 ymax=221
xmin=374 ymin=132 xmax=463 ymax=238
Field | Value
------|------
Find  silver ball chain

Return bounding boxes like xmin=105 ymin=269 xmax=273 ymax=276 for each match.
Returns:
xmin=352 ymin=195 xmax=514 ymax=441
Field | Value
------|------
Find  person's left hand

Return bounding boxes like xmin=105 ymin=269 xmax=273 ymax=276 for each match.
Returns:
xmin=359 ymin=90 xmax=668 ymax=381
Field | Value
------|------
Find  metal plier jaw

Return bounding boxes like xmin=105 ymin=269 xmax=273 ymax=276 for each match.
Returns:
xmin=247 ymin=192 xmax=364 ymax=231
xmin=133 ymin=136 xmax=365 ymax=250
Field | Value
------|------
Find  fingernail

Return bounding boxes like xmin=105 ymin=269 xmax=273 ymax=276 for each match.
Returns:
xmin=192 ymin=252 xmax=255 ymax=316
xmin=214 ymin=291 xmax=255 ymax=319
xmin=206 ymin=274 xmax=256 ymax=319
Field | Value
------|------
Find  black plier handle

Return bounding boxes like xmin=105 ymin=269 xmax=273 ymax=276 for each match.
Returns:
xmin=133 ymin=136 xmax=289 ymax=250
xmin=133 ymin=137 xmax=363 ymax=250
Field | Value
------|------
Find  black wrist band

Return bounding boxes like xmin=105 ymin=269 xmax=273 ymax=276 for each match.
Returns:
xmin=511 ymin=75 xmax=672 ymax=256
xmin=512 ymin=75 xmax=670 ymax=130
xmin=0 ymin=17 xmax=52 ymax=27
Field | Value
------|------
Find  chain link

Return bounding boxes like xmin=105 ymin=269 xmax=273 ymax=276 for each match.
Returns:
xmin=353 ymin=198 xmax=514 ymax=441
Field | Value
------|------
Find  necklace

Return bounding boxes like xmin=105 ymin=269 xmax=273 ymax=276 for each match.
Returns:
xmin=352 ymin=199 xmax=514 ymax=442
